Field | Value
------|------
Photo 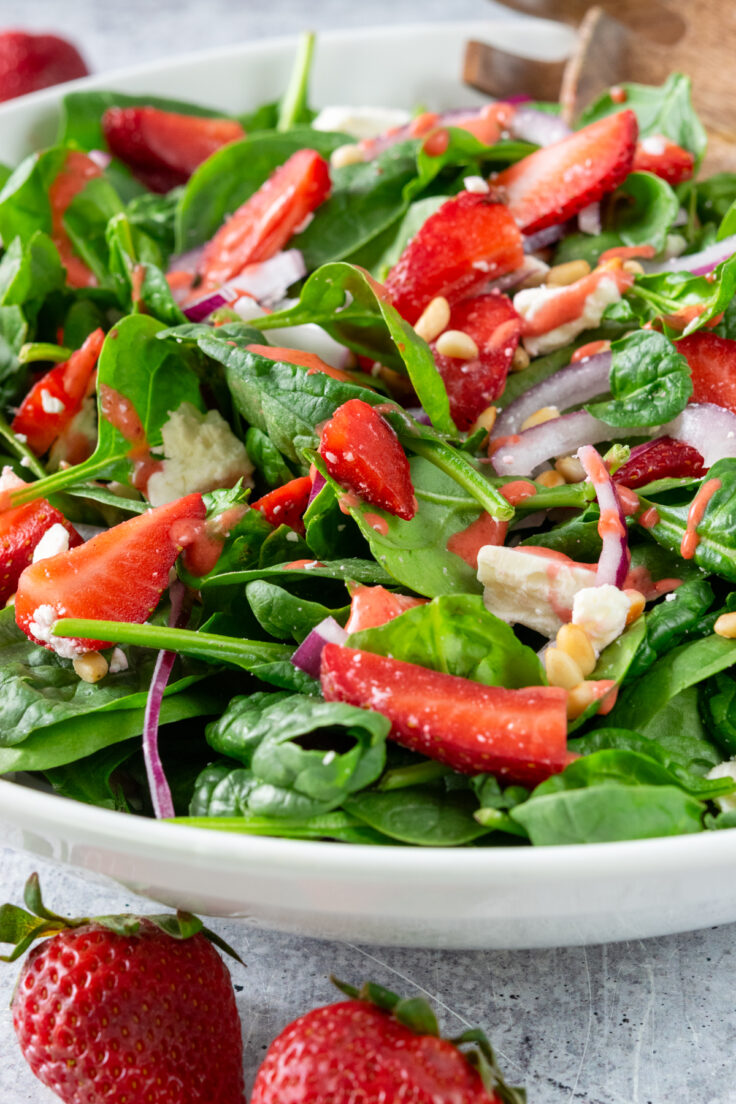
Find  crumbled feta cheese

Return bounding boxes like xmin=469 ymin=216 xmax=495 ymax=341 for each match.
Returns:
xmin=28 ymin=604 xmax=85 ymax=659
xmin=707 ymin=760 xmax=736 ymax=812
xmin=108 ymin=647 xmax=129 ymax=674
xmin=463 ymin=175 xmax=490 ymax=194
xmin=641 ymin=134 xmax=667 ymax=156
xmin=572 ymin=585 xmax=631 ymax=655
xmin=0 ymin=465 xmax=24 ymax=492
xmin=146 ymin=402 xmax=254 ymax=507
xmin=311 ymin=105 xmax=410 ymax=140
xmin=514 ymin=276 xmax=623 ymax=357
xmin=40 ymin=389 xmax=65 ymax=415
xmin=31 ymin=523 xmax=70 ymax=563
xmin=477 ymin=545 xmax=596 ymax=637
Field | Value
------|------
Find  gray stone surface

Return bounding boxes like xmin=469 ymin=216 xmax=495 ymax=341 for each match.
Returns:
xmin=0 ymin=2 xmax=735 ymax=1101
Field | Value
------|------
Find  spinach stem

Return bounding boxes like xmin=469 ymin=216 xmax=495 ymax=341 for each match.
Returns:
xmin=408 ymin=437 xmax=514 ymax=520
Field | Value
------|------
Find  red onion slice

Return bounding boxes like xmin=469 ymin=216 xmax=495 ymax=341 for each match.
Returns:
xmin=663 ymin=403 xmax=736 ymax=466
xmin=306 ymin=470 xmax=326 ymax=509
xmin=523 ymin=224 xmax=566 ymax=252
xmin=183 ymin=286 xmax=238 ymax=322
xmin=494 ymin=351 xmax=612 ymax=437
xmin=577 ymin=444 xmax=630 ymax=587
xmin=225 ymin=249 xmax=306 ymax=308
xmin=88 ymin=149 xmax=112 ymax=170
xmin=490 ymin=410 xmax=651 ymax=477
xmin=143 ymin=581 xmax=190 ymax=820
xmin=508 ymin=106 xmax=571 ymax=147
xmin=487 ymin=256 xmax=549 ymax=293
xmin=168 ymin=245 xmax=205 ymax=275
xmin=645 ymin=233 xmax=736 ymax=276
xmin=292 ymin=616 xmax=348 ymax=678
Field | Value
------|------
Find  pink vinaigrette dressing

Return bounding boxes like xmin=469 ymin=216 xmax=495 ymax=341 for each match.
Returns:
xmin=447 ymin=513 xmax=508 ymax=569
xmin=681 ymin=477 xmax=721 ymax=560
xmin=49 ymin=151 xmax=102 ymax=289
xmin=98 ymin=383 xmax=164 ymax=493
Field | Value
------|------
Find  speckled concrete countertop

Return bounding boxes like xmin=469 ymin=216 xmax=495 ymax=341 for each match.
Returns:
xmin=0 ymin=1 xmax=735 ymax=1099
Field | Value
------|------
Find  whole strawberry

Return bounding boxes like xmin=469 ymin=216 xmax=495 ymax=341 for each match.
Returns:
xmin=250 ymin=978 xmax=524 ymax=1104
xmin=0 ymin=31 xmax=88 ymax=102
xmin=1 ymin=874 xmax=246 ymax=1104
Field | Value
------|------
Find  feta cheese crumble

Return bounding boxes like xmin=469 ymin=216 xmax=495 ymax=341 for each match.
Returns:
xmin=31 ymin=523 xmax=70 ymax=563
xmin=108 ymin=647 xmax=129 ymax=674
xmin=513 ymin=276 xmax=623 ymax=357
xmin=28 ymin=604 xmax=85 ymax=659
xmin=477 ymin=545 xmax=596 ymax=637
xmin=40 ymin=389 xmax=66 ymax=415
xmin=571 ymin=585 xmax=631 ymax=655
xmin=146 ymin=402 xmax=254 ymax=507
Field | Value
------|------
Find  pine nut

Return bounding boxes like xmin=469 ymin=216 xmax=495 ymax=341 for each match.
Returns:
xmin=510 ymin=346 xmax=530 ymax=372
xmin=624 ymin=588 xmax=646 ymax=625
xmin=4 ymin=593 xmax=14 ymax=608
xmin=330 ymin=143 xmax=366 ymax=169
xmin=73 ymin=651 xmax=109 ymax=683
xmin=715 ymin=612 xmax=736 ymax=639
xmin=555 ymin=455 xmax=586 ymax=483
xmin=545 ymin=647 xmax=584 ymax=690
xmin=545 ymin=259 xmax=591 ymax=288
xmin=556 ymin=623 xmax=596 ymax=677
xmin=521 ymin=405 xmax=559 ymax=431
xmin=435 ymin=330 xmax=479 ymax=360
xmin=414 ymin=296 xmax=451 ymax=343
xmin=567 ymin=681 xmax=601 ymax=720
xmin=468 ymin=405 xmax=497 ymax=436
xmin=537 ymin=469 xmax=565 ymax=488
xmin=622 ymin=259 xmax=645 ymax=275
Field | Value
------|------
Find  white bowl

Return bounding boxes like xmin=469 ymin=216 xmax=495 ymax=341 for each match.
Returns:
xmin=3 ymin=20 xmax=734 ymax=950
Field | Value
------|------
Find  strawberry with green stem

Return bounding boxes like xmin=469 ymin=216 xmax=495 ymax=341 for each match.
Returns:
xmin=250 ymin=976 xmax=525 ymax=1104
xmin=1 ymin=873 xmax=246 ymax=1104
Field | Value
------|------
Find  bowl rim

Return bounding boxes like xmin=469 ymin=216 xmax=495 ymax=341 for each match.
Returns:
xmin=1 ymin=18 xmax=733 ymax=882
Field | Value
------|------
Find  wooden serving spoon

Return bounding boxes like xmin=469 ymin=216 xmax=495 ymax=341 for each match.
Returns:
xmin=464 ymin=1 xmax=736 ymax=172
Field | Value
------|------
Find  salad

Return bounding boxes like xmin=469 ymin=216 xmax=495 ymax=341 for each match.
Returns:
xmin=2 ymin=33 xmax=736 ymax=849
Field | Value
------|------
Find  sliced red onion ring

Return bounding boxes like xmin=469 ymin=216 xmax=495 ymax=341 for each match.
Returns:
xmin=523 ymin=224 xmax=566 ymax=252
xmin=306 ymin=470 xmax=326 ymax=509
xmin=577 ymin=444 xmax=630 ymax=587
xmin=226 ymin=249 xmax=306 ymax=308
xmin=405 ymin=405 xmax=432 ymax=426
xmin=143 ymin=581 xmax=190 ymax=819
xmin=490 ymin=410 xmax=650 ymax=477
xmin=578 ymin=202 xmax=602 ymax=236
xmin=645 ymin=233 xmax=736 ymax=276
xmin=494 ymin=352 xmax=612 ymax=437
xmin=291 ymin=616 xmax=348 ymax=678
xmin=234 ymin=296 xmax=351 ymax=370
xmin=508 ymin=106 xmax=571 ymax=148
xmin=487 ymin=256 xmax=549 ymax=293
xmin=183 ymin=285 xmax=238 ymax=322
xmin=663 ymin=403 xmax=736 ymax=467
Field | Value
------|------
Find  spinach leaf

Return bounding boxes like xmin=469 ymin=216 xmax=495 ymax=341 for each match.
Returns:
xmin=698 ymin=673 xmax=736 ymax=757
xmin=348 ymin=594 xmax=543 ymax=687
xmin=344 ymin=785 xmax=491 ymax=846
xmin=0 ymin=302 xmax=28 ymax=406
xmin=586 ymin=330 xmax=691 ymax=427
xmin=246 ymin=579 xmax=348 ymax=642
xmin=58 ymin=89 xmax=231 ymax=150
xmin=245 ymin=426 xmax=294 ymax=489
xmin=570 ymin=726 xmax=720 ymax=785
xmin=201 ymin=557 xmax=394 ymax=589
xmin=609 ymin=632 xmax=736 ymax=732
xmin=302 ymin=480 xmax=369 ymax=560
xmin=0 ymin=688 xmax=218 ymax=775
xmin=636 ymin=459 xmax=736 ymax=582
xmin=44 ymin=740 xmax=138 ymax=811
xmin=579 ymin=74 xmax=707 ymax=163
xmin=533 ymin=746 xmax=731 ymax=800
xmin=205 ymin=691 xmax=388 ymax=816
xmin=639 ymin=686 xmax=721 ymax=775
xmin=248 ymin=262 xmax=456 ymax=433
xmin=511 ymin=784 xmax=704 ymax=844
xmin=0 ymin=232 xmax=65 ymax=314
xmin=10 ymin=313 xmax=203 ymax=505
xmin=0 ymin=148 xmax=66 ymax=245
xmin=175 ymin=129 xmax=347 ymax=252
xmin=625 ymin=253 xmax=736 ymax=336
xmin=627 ymin=578 xmax=714 ymax=678
xmin=63 ymin=175 xmax=124 ymax=283
xmin=106 ymin=213 xmax=186 ymax=326
xmin=125 ymin=188 xmax=181 ymax=255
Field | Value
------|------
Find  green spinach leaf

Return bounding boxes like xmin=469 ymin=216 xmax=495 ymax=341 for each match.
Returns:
xmin=586 ymin=330 xmax=691 ymax=427
xmin=344 ymin=785 xmax=491 ymax=846
xmin=579 ymin=74 xmax=706 ymax=162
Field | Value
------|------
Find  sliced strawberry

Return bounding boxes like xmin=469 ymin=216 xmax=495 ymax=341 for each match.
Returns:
xmin=613 ymin=436 xmax=707 ymax=489
xmin=632 ymin=136 xmax=695 ymax=185
xmin=102 ymin=107 xmax=245 ymax=193
xmin=0 ymin=472 xmax=81 ymax=605
xmin=0 ymin=32 xmax=87 ymax=102
xmin=431 ymin=292 xmax=521 ymax=429
xmin=492 ymin=109 xmax=638 ymax=234
xmin=678 ymin=332 xmax=736 ymax=413
xmin=383 ymin=192 xmax=524 ymax=324
xmin=344 ymin=585 xmax=427 ymax=633
xmin=49 ymin=151 xmax=102 ymax=288
xmin=319 ymin=399 xmax=416 ymax=521
xmin=199 ymin=150 xmax=331 ymax=288
xmin=321 ymin=644 xmax=569 ymax=785
xmin=15 ymin=493 xmax=206 ymax=655
xmin=251 ymin=476 xmax=312 ymax=535
xmin=12 ymin=328 xmax=104 ymax=456
xmin=246 ymin=344 xmax=353 ymax=382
